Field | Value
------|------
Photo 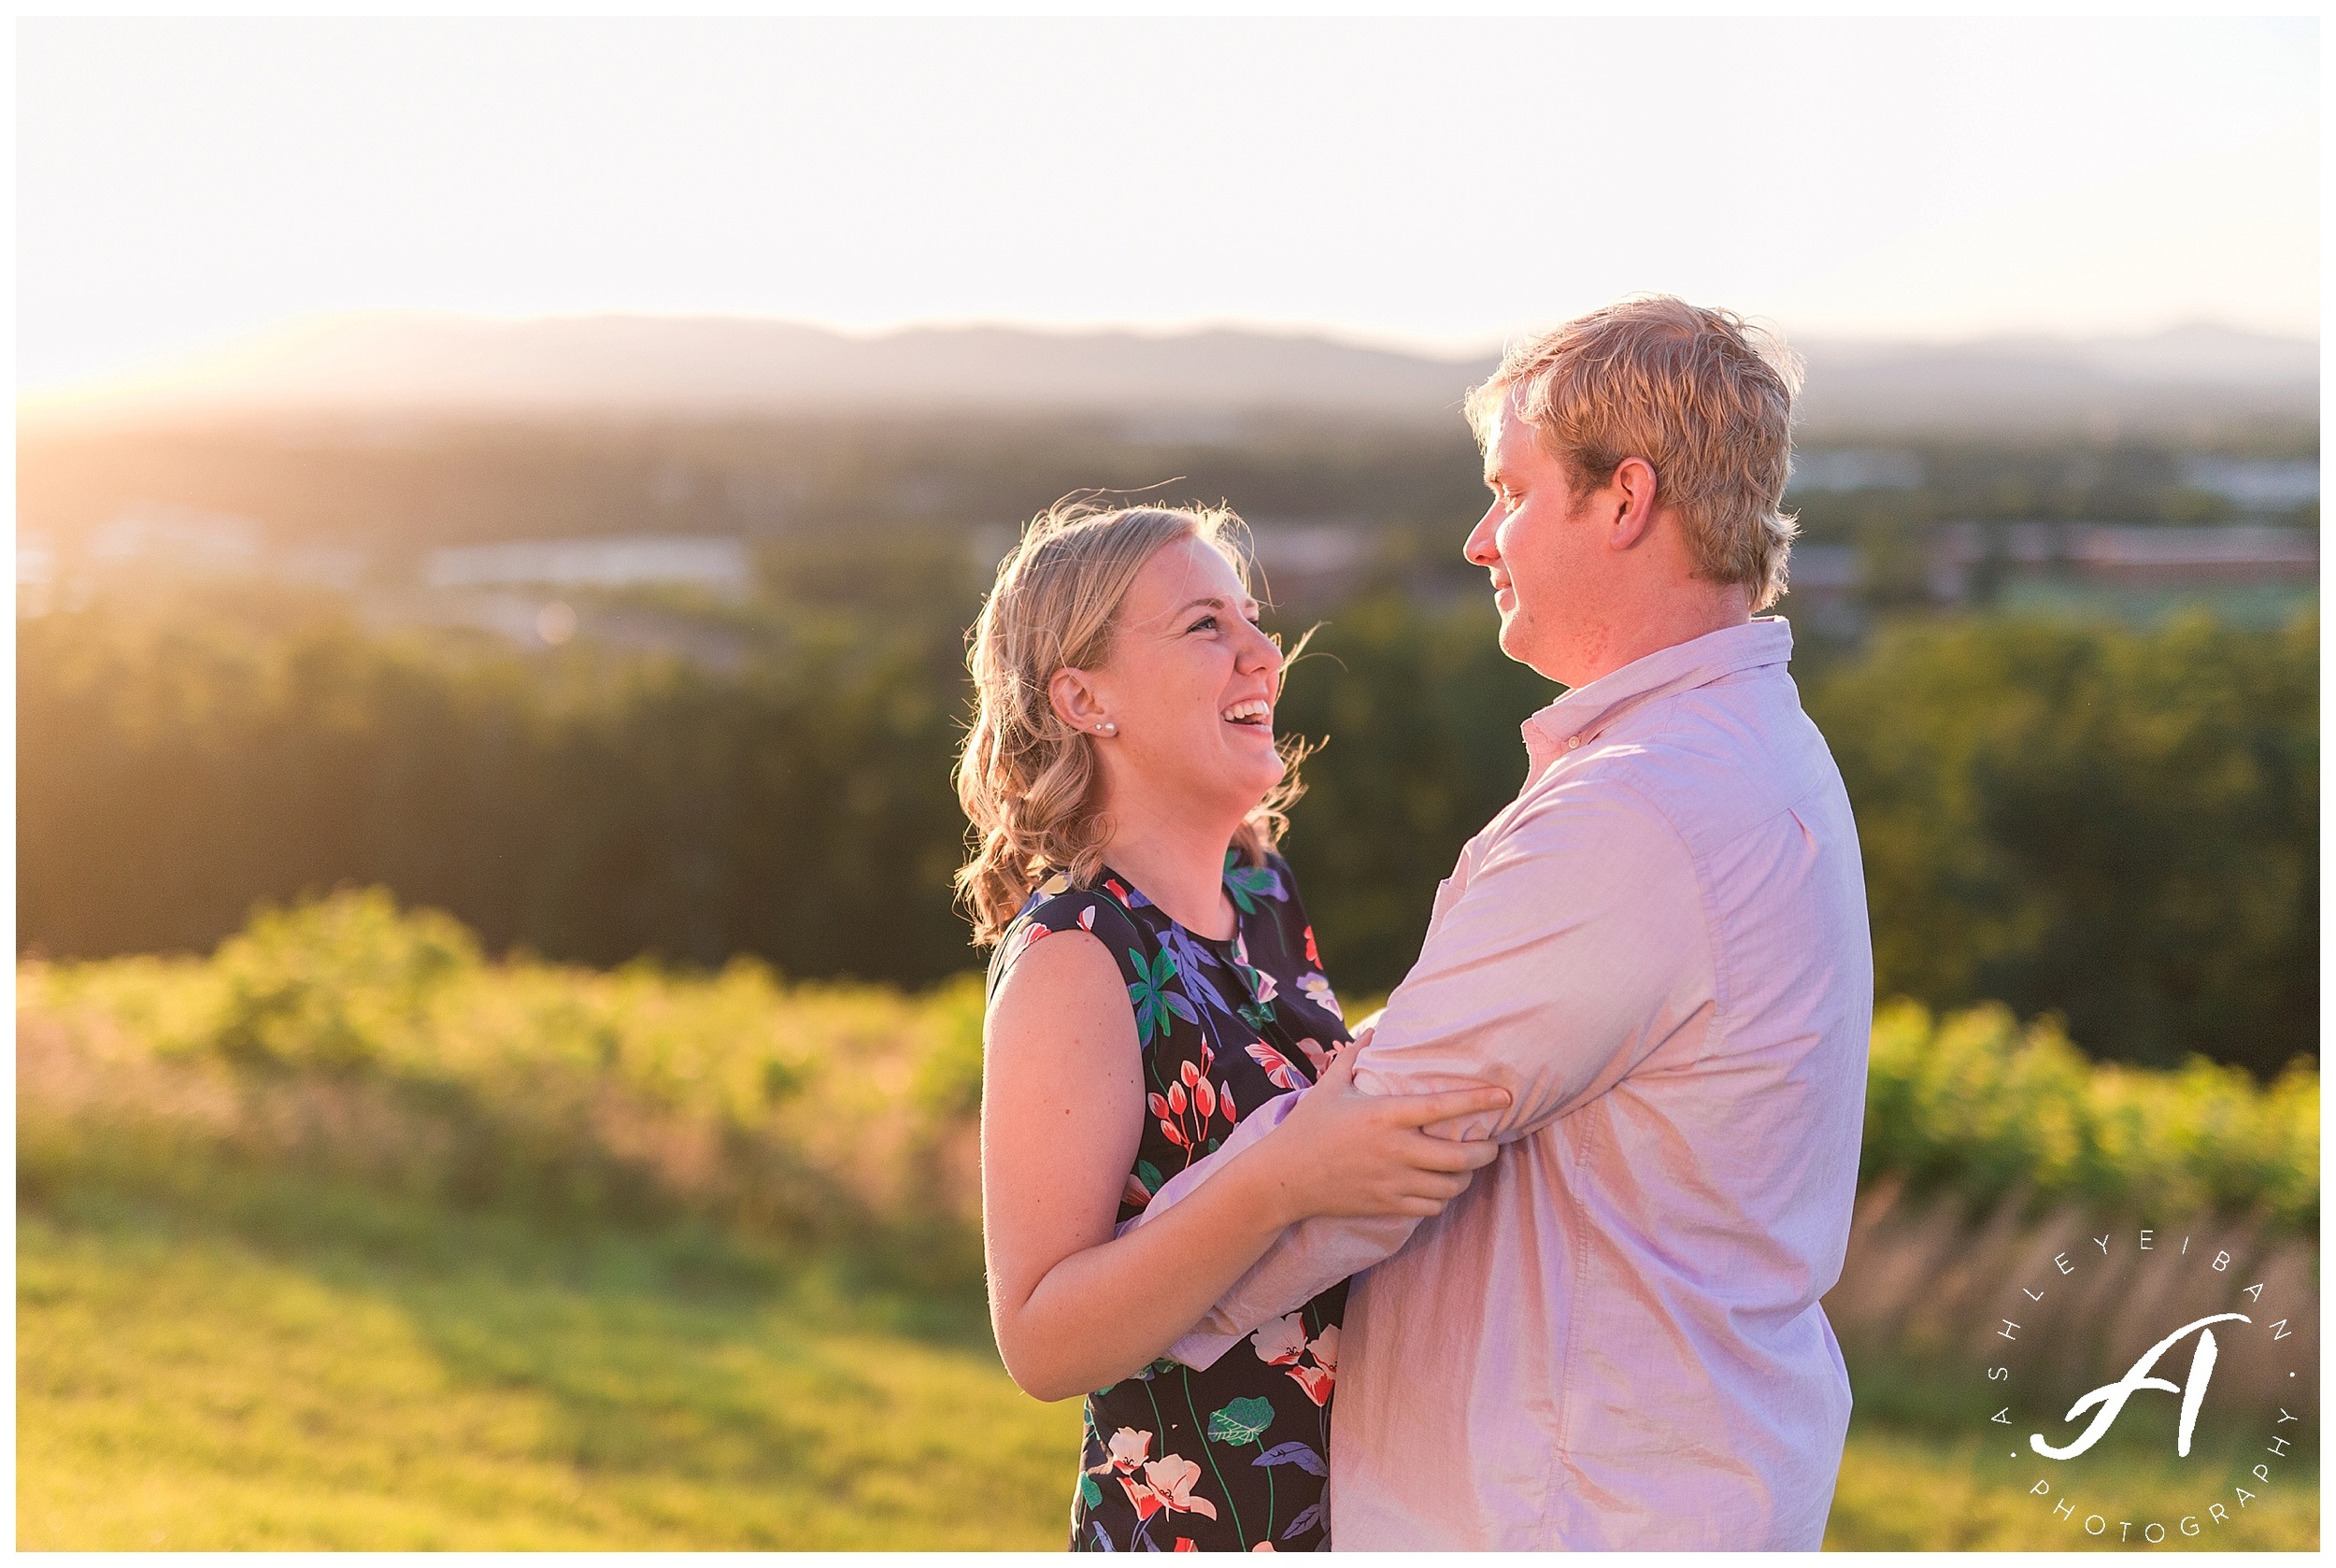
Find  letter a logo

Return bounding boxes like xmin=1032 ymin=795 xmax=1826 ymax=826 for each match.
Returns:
xmin=2032 ymin=1314 xmax=2250 ymax=1461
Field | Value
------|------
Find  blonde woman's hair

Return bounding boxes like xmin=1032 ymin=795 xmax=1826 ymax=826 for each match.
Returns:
xmin=1465 ymin=295 xmax=1805 ymax=610
xmin=955 ymin=502 xmax=1305 ymax=947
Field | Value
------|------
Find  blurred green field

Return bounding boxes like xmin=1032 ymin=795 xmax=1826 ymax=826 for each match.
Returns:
xmin=1828 ymin=1428 xmax=2315 ymax=1551
xmin=18 ymin=1186 xmax=1079 ymax=1550
xmin=16 ymin=892 xmax=2320 ymax=1550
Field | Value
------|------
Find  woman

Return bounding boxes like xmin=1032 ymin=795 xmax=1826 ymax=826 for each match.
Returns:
xmin=957 ymin=503 xmax=1508 ymax=1551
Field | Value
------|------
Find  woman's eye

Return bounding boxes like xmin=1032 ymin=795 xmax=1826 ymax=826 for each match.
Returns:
xmin=1189 ymin=615 xmax=1218 ymax=634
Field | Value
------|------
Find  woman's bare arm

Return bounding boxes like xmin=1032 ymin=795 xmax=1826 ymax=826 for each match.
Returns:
xmin=981 ymin=931 xmax=1506 ymax=1402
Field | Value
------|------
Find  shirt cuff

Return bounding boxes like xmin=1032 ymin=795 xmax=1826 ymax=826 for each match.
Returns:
xmin=1115 ymin=1088 xmax=1301 ymax=1371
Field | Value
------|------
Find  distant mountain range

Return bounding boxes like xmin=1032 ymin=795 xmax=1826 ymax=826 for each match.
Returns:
xmin=27 ymin=313 xmax=2317 ymax=435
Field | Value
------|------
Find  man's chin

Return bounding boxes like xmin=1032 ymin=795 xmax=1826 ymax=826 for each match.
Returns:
xmin=1495 ymin=615 xmax=1568 ymax=682
xmin=1494 ymin=614 xmax=1531 ymax=662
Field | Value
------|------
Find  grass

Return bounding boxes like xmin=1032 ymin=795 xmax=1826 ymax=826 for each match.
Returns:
xmin=17 ymin=1181 xmax=1081 ymax=1550
xmin=21 ymin=1173 xmax=2316 ymax=1551
xmin=1829 ymin=1426 xmax=2316 ymax=1551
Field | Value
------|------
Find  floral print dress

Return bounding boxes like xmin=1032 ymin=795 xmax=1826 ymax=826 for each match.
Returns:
xmin=987 ymin=849 xmax=1353 ymax=1552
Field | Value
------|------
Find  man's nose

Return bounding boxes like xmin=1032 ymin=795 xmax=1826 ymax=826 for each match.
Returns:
xmin=1464 ymin=505 xmax=1502 ymax=568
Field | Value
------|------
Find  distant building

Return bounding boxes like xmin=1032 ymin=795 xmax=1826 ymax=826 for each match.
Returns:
xmin=1774 ymin=543 xmax=1862 ymax=638
xmin=2179 ymin=457 xmax=2318 ymax=511
xmin=91 ymin=504 xmax=264 ymax=575
xmin=1788 ymin=449 xmax=1926 ymax=493
xmin=423 ymin=535 xmax=753 ymax=596
xmin=1931 ymin=521 xmax=2317 ymax=602
xmin=75 ymin=503 xmax=369 ymax=593
xmin=2066 ymin=524 xmax=2318 ymax=578
xmin=19 ymin=536 xmax=55 ymax=617
xmin=967 ymin=519 xmax=1378 ymax=610
xmin=1246 ymin=521 xmax=1376 ymax=609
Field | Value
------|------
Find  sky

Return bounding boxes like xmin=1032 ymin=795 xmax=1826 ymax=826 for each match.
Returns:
xmin=18 ymin=16 xmax=2321 ymax=394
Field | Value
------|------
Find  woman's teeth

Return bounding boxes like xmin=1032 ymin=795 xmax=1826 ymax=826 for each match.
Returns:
xmin=1220 ymin=699 xmax=1272 ymax=726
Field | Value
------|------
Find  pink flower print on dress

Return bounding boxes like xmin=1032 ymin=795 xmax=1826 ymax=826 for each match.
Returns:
xmin=1292 ymin=1038 xmax=1332 ymax=1076
xmin=1194 ymin=1076 xmax=1217 ymax=1119
xmin=1246 ymin=1040 xmax=1305 ymax=1090
xmin=1249 ymin=1313 xmax=1308 ymax=1367
xmin=1153 ymin=1086 xmax=1190 ymax=1147
xmin=1121 ymin=1455 xmax=1218 ymax=1522
xmin=1276 ymin=1322 xmax=1337 ymax=1404
xmin=1287 ymin=1361 xmax=1334 ymax=1405
xmin=1106 ymin=1427 xmax=1153 ymax=1473
xmin=1078 ymin=906 xmax=1097 ymax=932
xmin=1007 ymin=923 xmax=1050 ymax=968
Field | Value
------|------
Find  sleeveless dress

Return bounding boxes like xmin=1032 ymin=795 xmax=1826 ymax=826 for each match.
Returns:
xmin=986 ymin=849 xmax=1353 ymax=1552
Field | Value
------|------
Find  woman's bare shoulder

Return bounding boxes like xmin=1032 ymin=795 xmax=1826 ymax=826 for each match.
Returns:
xmin=986 ymin=926 xmax=1137 ymax=1060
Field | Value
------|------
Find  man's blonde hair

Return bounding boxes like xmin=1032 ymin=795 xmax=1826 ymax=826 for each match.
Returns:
xmin=953 ymin=502 xmax=1303 ymax=947
xmin=1465 ymin=296 xmax=1805 ymax=610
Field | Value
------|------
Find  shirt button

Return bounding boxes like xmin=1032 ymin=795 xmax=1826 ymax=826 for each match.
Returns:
xmin=1566 ymin=735 xmax=1581 ymax=750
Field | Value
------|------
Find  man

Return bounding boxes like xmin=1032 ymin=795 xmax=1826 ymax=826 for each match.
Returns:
xmin=1126 ymin=296 xmax=1873 ymax=1549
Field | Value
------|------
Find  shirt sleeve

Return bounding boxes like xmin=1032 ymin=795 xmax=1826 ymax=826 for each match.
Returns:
xmin=1348 ymin=777 xmax=1710 ymax=1141
xmin=1124 ymin=774 xmax=1713 ymax=1368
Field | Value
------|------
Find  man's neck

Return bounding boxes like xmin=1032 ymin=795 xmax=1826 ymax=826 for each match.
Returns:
xmin=1544 ymin=584 xmax=1754 ymax=690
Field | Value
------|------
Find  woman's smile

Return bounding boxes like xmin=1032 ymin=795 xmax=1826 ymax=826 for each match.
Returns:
xmin=1220 ymin=697 xmax=1271 ymax=725
xmin=1219 ymin=696 xmax=1275 ymax=737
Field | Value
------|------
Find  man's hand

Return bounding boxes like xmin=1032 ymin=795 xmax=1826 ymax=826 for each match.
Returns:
xmin=1243 ymin=1042 xmax=1508 ymax=1226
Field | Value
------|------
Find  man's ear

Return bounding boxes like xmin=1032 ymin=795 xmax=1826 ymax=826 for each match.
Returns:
xmin=1607 ymin=457 xmax=1660 ymax=549
xmin=1047 ymin=666 xmax=1110 ymax=735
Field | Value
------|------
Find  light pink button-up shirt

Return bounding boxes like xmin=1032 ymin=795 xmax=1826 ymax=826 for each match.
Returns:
xmin=1123 ymin=617 xmax=1873 ymax=1549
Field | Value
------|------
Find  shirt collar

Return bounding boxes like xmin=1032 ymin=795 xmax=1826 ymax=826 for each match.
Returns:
xmin=1520 ymin=617 xmax=1795 ymax=774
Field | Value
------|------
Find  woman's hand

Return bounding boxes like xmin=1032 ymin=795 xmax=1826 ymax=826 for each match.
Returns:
xmin=1246 ymin=1035 xmax=1510 ymax=1226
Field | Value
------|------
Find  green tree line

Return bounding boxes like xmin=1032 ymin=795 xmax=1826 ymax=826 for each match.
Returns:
xmin=19 ymin=590 xmax=2315 ymax=1076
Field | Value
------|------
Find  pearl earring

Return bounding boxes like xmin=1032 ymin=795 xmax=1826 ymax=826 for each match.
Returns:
xmin=1096 ymin=721 xmax=1117 ymax=735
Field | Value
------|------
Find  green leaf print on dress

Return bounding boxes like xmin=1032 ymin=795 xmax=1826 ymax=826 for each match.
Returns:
xmin=1126 ymin=948 xmax=1201 ymax=1046
xmin=1206 ymin=1396 xmax=1275 ymax=1447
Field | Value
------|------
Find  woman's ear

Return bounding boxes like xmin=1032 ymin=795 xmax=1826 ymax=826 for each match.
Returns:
xmin=1047 ymin=667 xmax=1114 ymax=737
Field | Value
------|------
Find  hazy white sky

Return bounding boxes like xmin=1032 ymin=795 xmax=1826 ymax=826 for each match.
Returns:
xmin=19 ymin=16 xmax=2320 ymax=392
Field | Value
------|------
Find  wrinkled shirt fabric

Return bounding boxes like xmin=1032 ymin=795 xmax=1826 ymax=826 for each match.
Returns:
xmin=1122 ymin=618 xmax=1873 ymax=1550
